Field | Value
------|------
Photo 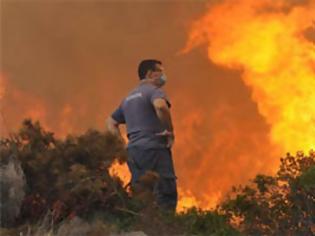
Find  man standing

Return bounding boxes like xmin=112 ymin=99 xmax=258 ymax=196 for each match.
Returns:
xmin=106 ymin=59 xmax=177 ymax=211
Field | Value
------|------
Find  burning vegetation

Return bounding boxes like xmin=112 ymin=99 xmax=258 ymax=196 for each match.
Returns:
xmin=0 ymin=119 xmax=314 ymax=235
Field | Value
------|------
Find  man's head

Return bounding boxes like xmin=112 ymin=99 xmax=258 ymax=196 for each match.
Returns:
xmin=138 ymin=59 xmax=167 ymax=87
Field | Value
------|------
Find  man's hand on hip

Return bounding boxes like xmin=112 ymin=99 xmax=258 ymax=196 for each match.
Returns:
xmin=155 ymin=129 xmax=175 ymax=148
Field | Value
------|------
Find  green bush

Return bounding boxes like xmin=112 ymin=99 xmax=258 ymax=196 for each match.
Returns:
xmin=1 ymin=119 xmax=314 ymax=236
xmin=175 ymin=208 xmax=241 ymax=236
xmin=221 ymin=151 xmax=315 ymax=235
xmin=0 ymin=119 xmax=129 ymax=224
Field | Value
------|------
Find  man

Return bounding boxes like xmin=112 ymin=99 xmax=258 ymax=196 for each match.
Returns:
xmin=106 ymin=59 xmax=177 ymax=211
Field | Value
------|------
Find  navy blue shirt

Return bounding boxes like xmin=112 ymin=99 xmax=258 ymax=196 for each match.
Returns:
xmin=111 ymin=83 xmax=171 ymax=149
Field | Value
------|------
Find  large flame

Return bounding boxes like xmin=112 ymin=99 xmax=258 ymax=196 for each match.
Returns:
xmin=184 ymin=0 xmax=315 ymax=154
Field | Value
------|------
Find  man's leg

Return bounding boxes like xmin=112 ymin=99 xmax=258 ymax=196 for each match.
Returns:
xmin=126 ymin=146 xmax=158 ymax=190
xmin=154 ymin=148 xmax=178 ymax=212
xmin=155 ymin=177 xmax=178 ymax=212
xmin=126 ymin=147 xmax=140 ymax=186
xmin=127 ymin=147 xmax=178 ymax=211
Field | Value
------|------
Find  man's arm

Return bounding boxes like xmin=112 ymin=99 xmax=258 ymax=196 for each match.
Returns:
xmin=107 ymin=104 xmax=126 ymax=144
xmin=153 ymin=98 xmax=174 ymax=132
xmin=106 ymin=116 xmax=125 ymax=144
xmin=153 ymin=98 xmax=175 ymax=148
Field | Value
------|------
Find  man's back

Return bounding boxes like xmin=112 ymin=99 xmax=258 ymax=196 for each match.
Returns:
xmin=112 ymin=83 xmax=171 ymax=149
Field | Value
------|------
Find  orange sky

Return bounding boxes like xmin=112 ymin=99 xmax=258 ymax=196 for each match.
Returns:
xmin=1 ymin=0 xmax=314 ymax=210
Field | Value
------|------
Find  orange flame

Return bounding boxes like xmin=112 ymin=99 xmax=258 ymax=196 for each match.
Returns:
xmin=184 ymin=0 xmax=315 ymax=154
xmin=0 ymin=74 xmax=82 ymax=138
xmin=108 ymin=160 xmax=205 ymax=212
xmin=109 ymin=160 xmax=131 ymax=186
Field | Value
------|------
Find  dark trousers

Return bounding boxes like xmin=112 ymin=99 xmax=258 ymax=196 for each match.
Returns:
xmin=126 ymin=146 xmax=178 ymax=211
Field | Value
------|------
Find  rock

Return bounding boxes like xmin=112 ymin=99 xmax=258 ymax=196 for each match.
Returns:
xmin=110 ymin=231 xmax=147 ymax=236
xmin=54 ymin=217 xmax=148 ymax=236
xmin=0 ymin=155 xmax=26 ymax=227
xmin=56 ymin=217 xmax=91 ymax=236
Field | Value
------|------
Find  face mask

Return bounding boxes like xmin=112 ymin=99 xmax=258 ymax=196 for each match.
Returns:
xmin=159 ymin=74 xmax=167 ymax=86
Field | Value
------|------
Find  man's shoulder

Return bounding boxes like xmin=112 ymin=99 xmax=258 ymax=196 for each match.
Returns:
xmin=121 ymin=84 xmax=152 ymax=105
xmin=138 ymin=83 xmax=157 ymax=91
xmin=124 ymin=84 xmax=168 ymax=104
xmin=131 ymin=83 xmax=161 ymax=97
xmin=142 ymin=84 xmax=168 ymax=96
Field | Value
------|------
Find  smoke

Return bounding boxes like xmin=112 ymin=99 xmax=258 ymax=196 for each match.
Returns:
xmin=256 ymin=0 xmax=311 ymax=14
xmin=303 ymin=23 xmax=315 ymax=44
xmin=1 ymin=1 xmax=285 ymax=209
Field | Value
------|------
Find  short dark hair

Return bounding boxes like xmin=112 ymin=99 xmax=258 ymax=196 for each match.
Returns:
xmin=138 ymin=59 xmax=162 ymax=80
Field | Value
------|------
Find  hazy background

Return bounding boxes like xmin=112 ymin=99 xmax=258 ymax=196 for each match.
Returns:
xmin=1 ymin=0 xmax=276 ymax=207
